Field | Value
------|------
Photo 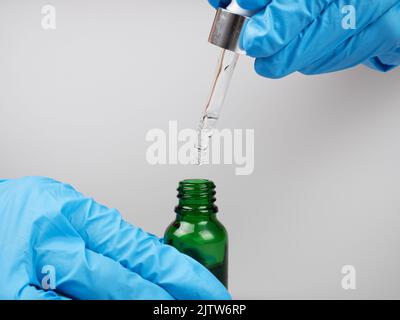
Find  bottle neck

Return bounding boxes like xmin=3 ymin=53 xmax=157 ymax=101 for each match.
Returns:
xmin=175 ymin=179 xmax=218 ymax=218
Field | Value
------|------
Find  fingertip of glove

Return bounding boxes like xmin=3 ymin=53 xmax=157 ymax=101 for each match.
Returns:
xmin=197 ymin=268 xmax=232 ymax=300
xmin=175 ymin=254 xmax=231 ymax=300
xmin=200 ymin=277 xmax=232 ymax=300
xmin=237 ymin=0 xmax=269 ymax=11
xmin=240 ymin=30 xmax=262 ymax=58
xmin=208 ymin=0 xmax=231 ymax=9
xmin=254 ymin=58 xmax=288 ymax=79
xmin=241 ymin=13 xmax=273 ymax=58
xmin=208 ymin=0 xmax=219 ymax=8
xmin=217 ymin=288 xmax=232 ymax=300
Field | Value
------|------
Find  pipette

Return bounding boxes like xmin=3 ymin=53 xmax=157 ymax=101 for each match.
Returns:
xmin=194 ymin=1 xmax=255 ymax=165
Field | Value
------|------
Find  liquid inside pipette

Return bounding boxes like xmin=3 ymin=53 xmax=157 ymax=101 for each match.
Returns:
xmin=194 ymin=49 xmax=239 ymax=165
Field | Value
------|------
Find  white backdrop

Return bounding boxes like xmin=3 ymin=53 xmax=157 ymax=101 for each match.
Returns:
xmin=1 ymin=0 xmax=400 ymax=299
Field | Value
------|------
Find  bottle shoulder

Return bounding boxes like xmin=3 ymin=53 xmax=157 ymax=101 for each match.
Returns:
xmin=164 ymin=217 xmax=228 ymax=243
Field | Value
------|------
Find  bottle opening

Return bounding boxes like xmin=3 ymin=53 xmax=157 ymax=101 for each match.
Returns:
xmin=176 ymin=179 xmax=218 ymax=215
xmin=182 ymin=179 xmax=211 ymax=184
xmin=178 ymin=179 xmax=216 ymax=196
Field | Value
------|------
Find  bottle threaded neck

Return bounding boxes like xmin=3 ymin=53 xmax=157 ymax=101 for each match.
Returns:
xmin=175 ymin=179 xmax=218 ymax=215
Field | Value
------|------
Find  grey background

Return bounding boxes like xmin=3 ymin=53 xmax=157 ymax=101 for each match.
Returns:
xmin=1 ymin=0 xmax=400 ymax=299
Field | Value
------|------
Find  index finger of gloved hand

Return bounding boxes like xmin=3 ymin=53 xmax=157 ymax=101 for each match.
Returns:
xmin=208 ymin=0 xmax=231 ymax=9
xmin=236 ymin=0 xmax=269 ymax=12
xmin=300 ymin=3 xmax=400 ymax=75
xmin=17 ymin=286 xmax=70 ymax=300
xmin=241 ymin=0 xmax=337 ymax=58
xmin=50 ymin=183 xmax=230 ymax=300
xmin=252 ymin=0 xmax=400 ymax=78
xmin=32 ymin=214 xmax=174 ymax=299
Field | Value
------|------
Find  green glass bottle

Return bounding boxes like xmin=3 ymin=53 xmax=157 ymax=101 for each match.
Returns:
xmin=164 ymin=179 xmax=228 ymax=287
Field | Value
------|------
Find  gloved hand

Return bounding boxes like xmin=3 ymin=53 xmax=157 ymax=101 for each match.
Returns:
xmin=209 ymin=0 xmax=400 ymax=78
xmin=0 ymin=177 xmax=231 ymax=300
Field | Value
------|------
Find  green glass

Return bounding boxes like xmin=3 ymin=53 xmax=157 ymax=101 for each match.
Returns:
xmin=164 ymin=179 xmax=228 ymax=287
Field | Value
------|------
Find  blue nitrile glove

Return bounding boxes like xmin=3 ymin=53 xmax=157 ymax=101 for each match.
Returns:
xmin=209 ymin=0 xmax=400 ymax=78
xmin=0 ymin=177 xmax=231 ymax=300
